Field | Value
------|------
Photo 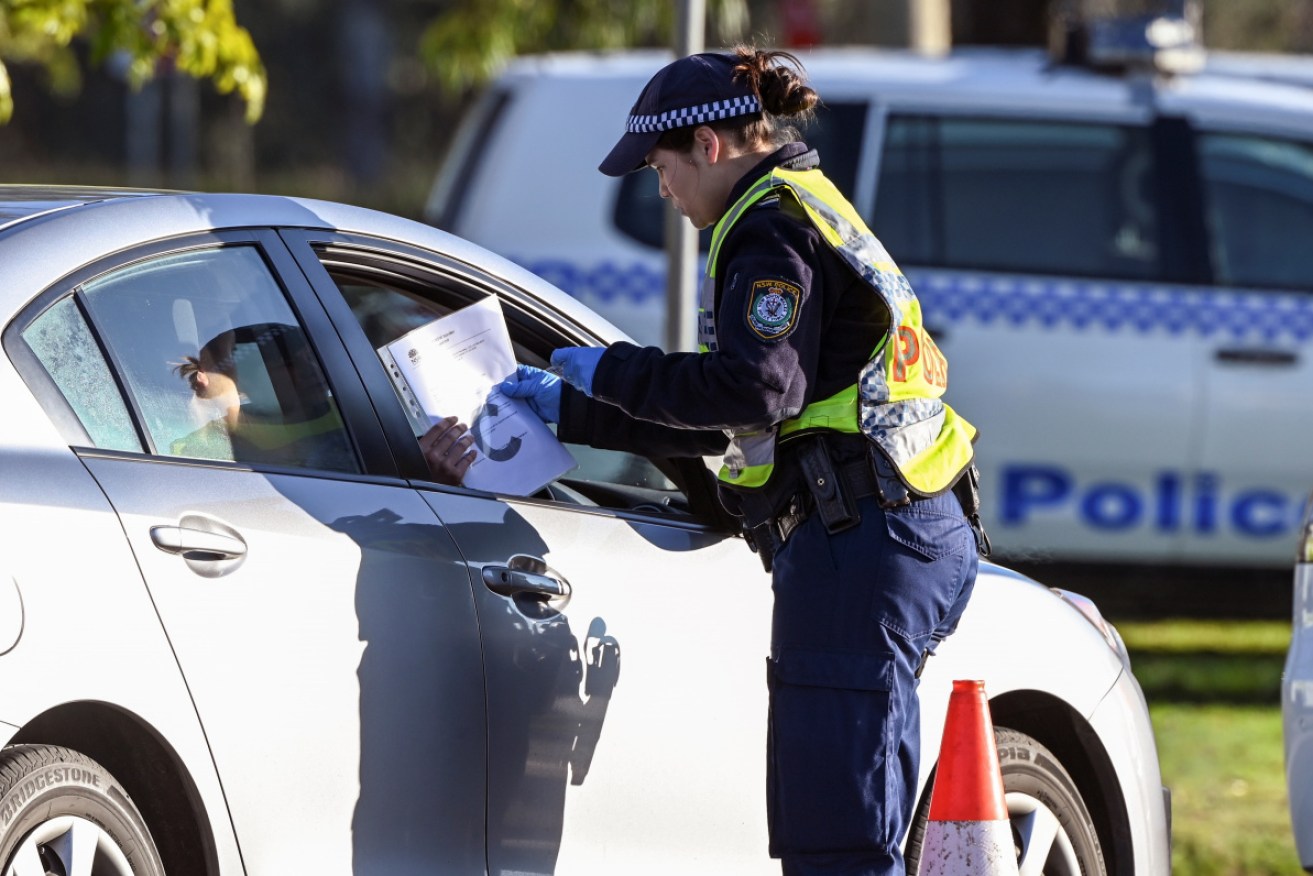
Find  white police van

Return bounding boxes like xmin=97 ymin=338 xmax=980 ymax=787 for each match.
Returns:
xmin=425 ymin=31 xmax=1313 ymax=573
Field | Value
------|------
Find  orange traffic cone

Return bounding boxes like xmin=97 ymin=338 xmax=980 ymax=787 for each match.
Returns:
xmin=918 ymin=679 xmax=1019 ymax=875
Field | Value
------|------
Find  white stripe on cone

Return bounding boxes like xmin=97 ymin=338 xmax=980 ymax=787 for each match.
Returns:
xmin=918 ymin=819 xmax=1017 ymax=875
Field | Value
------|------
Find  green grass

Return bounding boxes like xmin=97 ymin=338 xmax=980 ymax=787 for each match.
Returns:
xmin=1116 ymin=619 xmax=1299 ymax=874
xmin=1119 ymin=619 xmax=1289 ymax=705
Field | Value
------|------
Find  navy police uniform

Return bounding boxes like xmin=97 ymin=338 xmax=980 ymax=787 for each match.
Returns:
xmin=558 ymin=142 xmax=979 ymax=876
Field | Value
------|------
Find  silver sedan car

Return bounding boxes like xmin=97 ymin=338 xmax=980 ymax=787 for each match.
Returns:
xmin=1284 ymin=493 xmax=1313 ymax=868
xmin=0 ymin=186 xmax=1169 ymax=875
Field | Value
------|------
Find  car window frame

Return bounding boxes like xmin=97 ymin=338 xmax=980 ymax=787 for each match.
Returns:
xmin=4 ymin=229 xmax=400 ymax=479
xmin=865 ymin=107 xmax=1197 ymax=283
xmin=278 ymin=228 xmax=737 ymax=531
xmin=1189 ymin=121 xmax=1313 ymax=293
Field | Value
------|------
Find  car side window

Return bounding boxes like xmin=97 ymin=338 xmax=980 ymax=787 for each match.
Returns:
xmin=873 ymin=116 xmax=1161 ymax=281
xmin=26 ymin=246 xmax=358 ymax=473
xmin=1197 ymin=131 xmax=1313 ymax=290
xmin=328 ymin=270 xmax=685 ymax=504
xmin=22 ymin=296 xmax=140 ymax=452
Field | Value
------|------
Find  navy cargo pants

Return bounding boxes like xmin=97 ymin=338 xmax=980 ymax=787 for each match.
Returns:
xmin=766 ymin=490 xmax=978 ymax=876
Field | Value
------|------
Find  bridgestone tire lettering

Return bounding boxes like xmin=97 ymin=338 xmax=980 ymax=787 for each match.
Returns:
xmin=0 ymin=744 xmax=165 ymax=875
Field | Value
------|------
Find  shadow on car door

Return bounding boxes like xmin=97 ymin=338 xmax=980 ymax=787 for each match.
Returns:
xmin=425 ymin=488 xmax=776 ymax=875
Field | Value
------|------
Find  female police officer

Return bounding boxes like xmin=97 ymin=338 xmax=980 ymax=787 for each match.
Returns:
xmin=502 ymin=47 xmax=985 ymax=876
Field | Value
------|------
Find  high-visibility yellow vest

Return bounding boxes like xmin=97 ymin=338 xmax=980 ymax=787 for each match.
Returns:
xmin=702 ymin=165 xmax=977 ymax=496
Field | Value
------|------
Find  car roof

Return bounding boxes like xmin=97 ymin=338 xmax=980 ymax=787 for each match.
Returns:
xmin=0 ymin=186 xmax=169 ymax=231
xmin=0 ymin=186 xmax=623 ymax=342
xmin=497 ymin=45 xmax=1313 ymax=127
xmin=0 ymin=185 xmax=374 ymax=240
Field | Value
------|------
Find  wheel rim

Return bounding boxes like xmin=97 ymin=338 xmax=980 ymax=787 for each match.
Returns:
xmin=3 ymin=815 xmax=135 ymax=876
xmin=1007 ymin=791 xmax=1083 ymax=876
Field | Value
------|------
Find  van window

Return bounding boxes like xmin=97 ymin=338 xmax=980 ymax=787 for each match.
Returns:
xmin=1197 ymin=132 xmax=1313 ymax=290
xmin=612 ymin=101 xmax=868 ymax=250
xmin=873 ymin=116 xmax=1161 ymax=281
xmin=426 ymin=88 xmax=513 ymax=230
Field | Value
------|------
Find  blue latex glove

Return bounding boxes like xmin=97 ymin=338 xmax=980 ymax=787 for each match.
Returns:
xmin=499 ymin=364 xmax=562 ymax=423
xmin=550 ymin=346 xmax=606 ymax=397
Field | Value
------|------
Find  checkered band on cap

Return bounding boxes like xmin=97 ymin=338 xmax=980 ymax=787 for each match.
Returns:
xmin=626 ymin=95 xmax=762 ymax=134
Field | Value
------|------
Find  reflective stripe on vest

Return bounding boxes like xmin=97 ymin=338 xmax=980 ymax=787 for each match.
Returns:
xmin=707 ymin=165 xmax=977 ymax=495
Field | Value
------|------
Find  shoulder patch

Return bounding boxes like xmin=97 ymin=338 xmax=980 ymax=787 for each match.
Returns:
xmin=746 ymin=278 xmax=802 ymax=340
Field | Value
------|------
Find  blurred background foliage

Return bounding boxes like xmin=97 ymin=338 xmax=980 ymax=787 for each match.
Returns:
xmin=0 ymin=0 xmax=1310 ymax=218
xmin=0 ymin=0 xmax=265 ymax=123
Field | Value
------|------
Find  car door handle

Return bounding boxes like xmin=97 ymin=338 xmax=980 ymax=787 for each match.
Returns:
xmin=150 ymin=526 xmax=248 ymax=561
xmin=1214 ymin=347 xmax=1298 ymax=366
xmin=482 ymin=555 xmax=571 ymax=606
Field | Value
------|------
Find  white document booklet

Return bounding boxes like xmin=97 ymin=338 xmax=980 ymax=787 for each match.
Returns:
xmin=377 ymin=295 xmax=576 ymax=496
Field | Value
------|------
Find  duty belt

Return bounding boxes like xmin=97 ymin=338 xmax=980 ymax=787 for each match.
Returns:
xmin=746 ymin=451 xmax=991 ymax=572
xmin=741 ymin=437 xmax=923 ymax=573
xmin=771 ymin=457 xmax=884 ymax=545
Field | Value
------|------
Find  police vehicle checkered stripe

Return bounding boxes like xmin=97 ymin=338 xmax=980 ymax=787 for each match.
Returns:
xmin=626 ymin=95 xmax=762 ymax=133
xmin=917 ymin=272 xmax=1313 ymax=342
xmin=520 ymin=259 xmax=1313 ymax=344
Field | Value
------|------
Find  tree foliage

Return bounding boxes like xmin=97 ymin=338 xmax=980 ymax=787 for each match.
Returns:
xmin=420 ymin=0 xmax=750 ymax=94
xmin=0 ymin=0 xmax=266 ymax=124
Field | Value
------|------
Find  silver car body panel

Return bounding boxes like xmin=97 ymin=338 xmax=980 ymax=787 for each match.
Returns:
xmin=82 ymin=456 xmax=488 ymax=872
xmin=0 ymin=404 xmax=247 ymax=869
xmin=1284 ymin=494 xmax=1313 ymax=870
xmin=1086 ymin=658 xmax=1173 ymax=875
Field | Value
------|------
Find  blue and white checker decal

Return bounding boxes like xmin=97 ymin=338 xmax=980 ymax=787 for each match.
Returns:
xmin=913 ymin=272 xmax=1313 ymax=342
xmin=520 ymin=258 xmax=1313 ymax=343
xmin=527 ymin=259 xmax=665 ymax=306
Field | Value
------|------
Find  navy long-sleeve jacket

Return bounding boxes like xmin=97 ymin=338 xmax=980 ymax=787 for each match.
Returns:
xmin=557 ymin=143 xmax=887 ymax=470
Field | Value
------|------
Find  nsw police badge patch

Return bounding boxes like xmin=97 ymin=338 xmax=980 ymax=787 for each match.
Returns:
xmin=746 ymin=279 xmax=801 ymax=340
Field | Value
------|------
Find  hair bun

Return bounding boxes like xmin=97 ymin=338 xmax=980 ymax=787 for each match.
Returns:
xmin=764 ymin=75 xmax=819 ymax=116
xmin=733 ymin=47 xmax=817 ymax=118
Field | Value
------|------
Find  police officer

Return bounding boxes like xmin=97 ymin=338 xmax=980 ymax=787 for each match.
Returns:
xmin=502 ymin=47 xmax=985 ymax=876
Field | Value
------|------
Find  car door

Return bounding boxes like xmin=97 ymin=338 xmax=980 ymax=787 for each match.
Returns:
xmin=867 ymin=109 xmax=1203 ymax=565
xmin=19 ymin=231 xmax=488 ymax=875
xmin=286 ymin=231 xmax=780 ymax=874
xmin=1187 ymin=126 xmax=1313 ymax=565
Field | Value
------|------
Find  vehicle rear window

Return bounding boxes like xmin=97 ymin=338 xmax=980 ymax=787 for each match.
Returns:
xmin=612 ymin=101 xmax=869 ymax=251
xmin=1197 ymin=131 xmax=1313 ymax=290
xmin=873 ymin=116 xmax=1162 ymax=281
xmin=22 ymin=296 xmax=140 ymax=451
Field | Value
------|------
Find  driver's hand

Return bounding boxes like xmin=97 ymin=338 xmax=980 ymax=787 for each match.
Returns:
xmin=420 ymin=416 xmax=476 ymax=485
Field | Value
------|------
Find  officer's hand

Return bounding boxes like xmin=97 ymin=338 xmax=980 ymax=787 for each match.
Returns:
xmin=420 ymin=415 xmax=476 ymax=485
xmin=549 ymin=346 xmax=606 ymax=397
xmin=500 ymin=364 xmax=562 ymax=423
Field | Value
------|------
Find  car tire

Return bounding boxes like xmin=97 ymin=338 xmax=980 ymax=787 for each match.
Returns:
xmin=0 ymin=744 xmax=164 ymax=876
xmin=905 ymin=727 xmax=1107 ymax=876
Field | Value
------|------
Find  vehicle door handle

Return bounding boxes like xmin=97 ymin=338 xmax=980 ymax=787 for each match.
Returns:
xmin=1214 ymin=348 xmax=1298 ymax=366
xmin=150 ymin=525 xmax=248 ymax=562
xmin=482 ymin=555 xmax=571 ymax=607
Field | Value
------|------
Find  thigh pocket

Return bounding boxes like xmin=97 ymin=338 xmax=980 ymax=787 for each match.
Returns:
xmin=767 ymin=649 xmax=897 ymax=856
